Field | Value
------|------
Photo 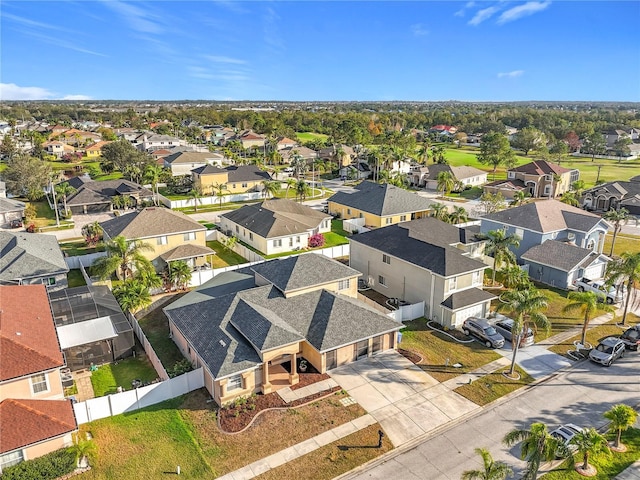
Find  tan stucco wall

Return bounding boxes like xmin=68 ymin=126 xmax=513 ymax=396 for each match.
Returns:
xmin=125 ymin=230 xmax=208 ymax=267
xmin=23 ymin=433 xmax=73 ymax=462
xmin=301 ymin=342 xmax=324 ymax=373
xmin=328 ymin=202 xmax=429 ymax=228
xmin=0 ymin=370 xmax=64 ymax=402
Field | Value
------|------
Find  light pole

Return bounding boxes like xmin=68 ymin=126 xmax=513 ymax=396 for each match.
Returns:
xmin=50 ymin=177 xmax=60 ymax=226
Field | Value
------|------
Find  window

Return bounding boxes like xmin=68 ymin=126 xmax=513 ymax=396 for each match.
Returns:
xmin=0 ymin=450 xmax=24 ymax=470
xmin=378 ymin=275 xmax=387 ymax=286
xmin=544 ymin=174 xmax=552 ymax=181
xmin=400 ymin=215 xmax=407 ymax=222
xmin=449 ymin=277 xmax=457 ymax=291
xmin=347 ymin=208 xmax=351 ymax=215
xmin=157 ymin=236 xmax=168 ymax=245
xmin=31 ymin=373 xmax=48 ymax=394
xmin=232 ymin=184 xmax=237 ymax=189
xmin=385 ymin=218 xmax=392 ymax=225
xmin=543 ymin=185 xmax=552 ymax=196
xmin=296 ymin=236 xmax=300 ymax=244
xmin=235 ymin=225 xmax=239 ymax=233
xmin=515 ymin=228 xmax=524 ymax=239
xmin=508 ymin=171 xmax=515 ymax=179
xmin=249 ymin=232 xmax=253 ymax=240
xmin=44 ymin=277 xmax=56 ymax=286
xmin=338 ymin=279 xmax=350 ymax=290
xmin=273 ymin=239 xmax=282 ymax=247
xmin=183 ymin=232 xmax=196 ymax=241
xmin=227 ymin=375 xmax=243 ymax=391
xmin=382 ymin=254 xmax=391 ymax=264
xmin=472 ymin=271 xmax=481 ymax=285
xmin=289 ymin=237 xmax=293 ymax=247
xmin=356 ymin=340 xmax=369 ymax=359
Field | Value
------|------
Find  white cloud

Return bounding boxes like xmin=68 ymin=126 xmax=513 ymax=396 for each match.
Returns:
xmin=20 ymin=30 xmax=106 ymax=57
xmin=62 ymin=94 xmax=93 ymax=101
xmin=468 ymin=5 xmax=501 ymax=26
xmin=497 ymin=1 xmax=551 ymax=24
xmin=204 ymin=55 xmax=247 ymax=65
xmin=455 ymin=1 xmax=476 ymax=17
xmin=411 ymin=23 xmax=429 ymax=36
xmin=497 ymin=70 xmax=524 ymax=78
xmin=3 ymin=13 xmax=64 ymax=31
xmin=101 ymin=0 xmax=165 ymax=34
xmin=0 ymin=83 xmax=54 ymax=100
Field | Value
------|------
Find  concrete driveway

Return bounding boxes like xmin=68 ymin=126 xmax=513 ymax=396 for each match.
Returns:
xmin=328 ymin=350 xmax=479 ymax=447
xmin=495 ymin=343 xmax=571 ymax=379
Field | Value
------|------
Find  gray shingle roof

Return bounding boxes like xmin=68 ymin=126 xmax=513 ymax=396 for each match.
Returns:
xmin=521 ymin=240 xmax=595 ymax=272
xmin=221 ymin=199 xmax=330 ymax=239
xmin=100 ymin=207 xmax=205 ymax=240
xmin=251 ymin=253 xmax=361 ymax=293
xmin=424 ymin=164 xmax=486 ymax=181
xmin=160 ymin=244 xmax=215 ymax=262
xmin=0 ymin=198 xmax=25 ymax=214
xmin=66 ymin=179 xmax=153 ymax=207
xmin=0 ymin=232 xmax=68 ymax=282
xmin=441 ymin=288 xmax=495 ymax=310
xmin=226 ymin=165 xmax=271 ymax=183
xmin=164 ymin=151 xmax=220 ymax=165
xmin=328 ymin=181 xmax=435 ymax=217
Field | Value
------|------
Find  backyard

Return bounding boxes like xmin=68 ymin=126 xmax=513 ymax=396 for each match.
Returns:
xmin=67 ymin=269 xmax=87 ymax=288
xmin=604 ymin=232 xmax=640 ymax=257
xmin=90 ymin=356 xmax=159 ymax=397
xmin=59 ymin=238 xmax=105 ymax=256
xmin=206 ymin=240 xmax=248 ymax=267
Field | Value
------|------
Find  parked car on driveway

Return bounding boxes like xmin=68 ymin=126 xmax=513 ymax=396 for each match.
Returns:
xmin=619 ymin=326 xmax=640 ymax=351
xmin=493 ymin=318 xmax=535 ymax=347
xmin=573 ymin=277 xmax=624 ymax=304
xmin=9 ymin=219 xmax=23 ymax=228
xmin=462 ymin=317 xmax=505 ymax=348
xmin=589 ymin=337 xmax=626 ymax=366
xmin=550 ymin=424 xmax=584 ymax=457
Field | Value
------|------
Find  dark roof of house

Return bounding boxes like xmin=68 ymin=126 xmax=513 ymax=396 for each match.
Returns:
xmin=221 ymin=199 xmax=330 ymax=239
xmin=0 ymin=232 xmax=68 ymax=283
xmin=584 ymin=181 xmax=640 ymax=201
xmin=160 ymin=244 xmax=215 ymax=262
xmin=226 ymin=165 xmax=271 ymax=183
xmin=328 ymin=181 xmax=434 ymax=217
xmin=100 ymin=207 xmax=205 ymax=239
xmin=65 ymin=175 xmax=93 ymax=190
xmin=192 ymin=165 xmax=226 ymax=175
xmin=0 ymin=285 xmax=65 ymax=382
xmin=350 ymin=219 xmax=487 ymax=277
xmin=250 ymin=253 xmax=361 ymax=293
xmin=482 ymin=200 xmax=604 ymax=233
xmin=510 ymin=160 xmax=573 ymax=175
xmin=441 ymin=288 xmax=495 ymax=310
xmin=66 ymin=179 xmax=153 ymax=206
xmin=484 ymin=178 xmax=527 ymax=190
xmin=0 ymin=399 xmax=77 ymax=454
xmin=0 ymin=197 xmax=25 ymax=214
xmin=521 ymin=240 xmax=599 ymax=272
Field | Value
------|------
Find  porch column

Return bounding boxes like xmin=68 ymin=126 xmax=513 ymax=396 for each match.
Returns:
xmin=262 ymin=362 xmax=272 ymax=394
xmin=220 ymin=379 xmax=227 ymax=398
xmin=289 ymin=353 xmax=299 ymax=386
xmin=599 ymin=232 xmax=605 ymax=254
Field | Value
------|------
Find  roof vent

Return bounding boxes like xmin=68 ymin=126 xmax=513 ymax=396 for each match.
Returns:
xmin=16 ymin=332 xmax=21 ymax=336
xmin=219 ymin=340 xmax=226 ymax=347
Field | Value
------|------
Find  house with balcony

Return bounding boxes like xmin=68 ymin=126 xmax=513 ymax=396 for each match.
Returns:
xmin=192 ymin=164 xmax=271 ymax=195
xmin=163 ymin=254 xmax=401 ymax=405
xmin=327 ymin=181 xmax=434 ymax=228
xmin=349 ymin=217 xmax=493 ymax=329
xmin=219 ymin=199 xmax=332 ymax=255
xmin=0 ymin=285 xmax=77 ymax=472
xmin=99 ymin=207 xmax=215 ymax=272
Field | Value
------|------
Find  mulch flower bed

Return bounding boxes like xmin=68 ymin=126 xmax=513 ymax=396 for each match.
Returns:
xmin=398 ymin=348 xmax=422 ymax=365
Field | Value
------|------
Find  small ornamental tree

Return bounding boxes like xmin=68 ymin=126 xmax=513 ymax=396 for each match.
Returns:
xmin=308 ymin=233 xmax=325 ymax=248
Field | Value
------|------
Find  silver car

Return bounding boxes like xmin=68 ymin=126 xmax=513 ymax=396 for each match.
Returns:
xmin=589 ymin=337 xmax=626 ymax=366
xmin=462 ymin=317 xmax=505 ymax=349
xmin=550 ymin=424 xmax=584 ymax=457
xmin=493 ymin=318 xmax=534 ymax=347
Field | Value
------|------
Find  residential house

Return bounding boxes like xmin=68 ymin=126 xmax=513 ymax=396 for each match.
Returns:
xmin=483 ymin=160 xmax=579 ymax=200
xmin=279 ymin=146 xmax=318 ymax=164
xmin=164 ymin=254 xmax=401 ymax=405
xmin=192 ymin=164 xmax=271 ymax=195
xmin=0 ymin=182 xmax=25 ymax=228
xmin=163 ymin=151 xmax=230 ymax=176
xmin=0 ymin=285 xmax=77 ymax=472
xmin=339 ymin=162 xmax=371 ymax=181
xmin=65 ymin=178 xmax=154 ymax=214
xmin=429 ymin=125 xmax=458 ymax=135
xmin=581 ymin=178 xmax=640 ymax=215
xmin=521 ymin=240 xmax=610 ymax=289
xmin=0 ymin=232 xmax=68 ymax=290
xmin=318 ymin=145 xmax=355 ymax=167
xmin=479 ymin=200 xmax=610 ymax=260
xmin=220 ymin=199 xmax=332 ymax=255
xmin=49 ymin=125 xmax=68 ymax=136
xmin=114 ymin=127 xmax=142 ymax=142
xmin=415 ymin=164 xmax=487 ymax=190
xmin=84 ymin=140 xmax=112 ymax=158
xmin=327 ymin=181 xmax=434 ymax=228
xmin=236 ymin=130 xmax=266 ymax=150
xmin=605 ymin=129 xmax=631 ymax=148
xmin=99 ymin=207 xmax=215 ymax=272
xmin=134 ymin=133 xmax=186 ymax=152
xmin=276 ymin=136 xmax=298 ymax=150
xmin=349 ymin=217 xmax=493 ymax=329
xmin=52 ymin=128 xmax=101 ymax=146
xmin=42 ymin=141 xmax=75 ymax=159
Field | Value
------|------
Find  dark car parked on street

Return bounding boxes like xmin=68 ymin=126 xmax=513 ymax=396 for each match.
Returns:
xmin=619 ymin=326 xmax=640 ymax=351
xmin=462 ymin=317 xmax=505 ymax=349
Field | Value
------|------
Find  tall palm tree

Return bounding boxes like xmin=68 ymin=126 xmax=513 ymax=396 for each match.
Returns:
xmin=560 ymin=191 xmax=580 ymax=207
xmin=284 ymin=178 xmax=297 ymax=198
xmin=604 ymin=404 xmax=638 ymax=450
xmin=261 ymin=179 xmax=281 ymax=199
xmin=295 ymin=179 xmax=311 ymax=203
xmin=391 ymin=171 xmax=408 ymax=188
xmin=437 ymin=171 xmax=455 ymax=198
xmin=605 ymin=252 xmax=640 ymax=325
xmin=430 ymin=202 xmax=449 ymax=222
xmin=91 ymin=235 xmax=154 ymax=280
xmin=570 ymin=428 xmax=610 ymax=473
xmin=113 ymin=279 xmax=152 ymax=313
xmin=483 ymin=229 xmax=520 ymax=286
xmin=211 ymin=182 xmax=229 ymax=210
xmin=111 ymin=195 xmax=125 ymax=210
xmin=604 ymin=208 xmax=630 ymax=257
xmin=448 ymin=206 xmax=468 ymax=224
xmin=461 ymin=448 xmax=512 ymax=480
xmin=378 ymin=169 xmax=391 ymax=184
xmin=503 ymin=422 xmax=560 ymax=480
xmin=496 ymin=287 xmax=549 ymax=375
xmin=168 ymin=260 xmax=193 ymax=291
xmin=188 ymin=187 xmax=203 ymax=212
xmin=144 ymin=164 xmax=164 ymax=206
xmin=55 ymin=182 xmax=76 ymax=217
xmin=562 ymin=291 xmax=614 ymax=346
xmin=500 ymin=265 xmax=531 ymax=290
xmin=512 ymin=190 xmax=528 ymax=207
xmin=549 ymin=173 xmax=562 ymax=198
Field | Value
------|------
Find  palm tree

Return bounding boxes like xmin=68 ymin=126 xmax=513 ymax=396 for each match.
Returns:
xmin=55 ymin=182 xmax=76 ymax=217
xmin=144 ymin=164 xmax=164 ymax=206
xmin=562 ymin=291 xmax=614 ymax=346
xmin=606 ymin=252 xmax=640 ymax=325
xmin=430 ymin=202 xmax=449 ymax=222
xmin=604 ymin=208 xmax=630 ymax=257
xmin=136 ymin=266 xmax=162 ymax=290
xmin=570 ymin=427 xmax=610 ymax=473
xmin=111 ymin=195 xmax=125 ymax=210
xmin=261 ymin=179 xmax=281 ymax=199
xmin=391 ymin=171 xmax=408 ymax=188
xmin=503 ymin=422 xmax=559 ymax=480
xmin=483 ymin=229 xmax=520 ymax=286
xmin=91 ymin=235 xmax=154 ymax=280
xmin=81 ymin=221 xmax=103 ymax=246
xmin=69 ymin=432 xmax=97 ymax=468
xmin=168 ymin=260 xmax=193 ymax=290
xmin=571 ymin=179 xmax=586 ymax=198
xmin=437 ymin=171 xmax=455 ymax=198
xmin=604 ymin=404 xmax=638 ymax=450
xmin=512 ymin=190 xmax=529 ymax=207
xmin=188 ymin=187 xmax=203 ymax=212
xmin=500 ymin=265 xmax=531 ymax=290
xmin=211 ymin=182 xmax=229 ymax=210
xmin=461 ymin=448 xmax=512 ymax=480
xmin=549 ymin=173 xmax=562 ymax=198
xmin=496 ymin=287 xmax=549 ymax=376
xmin=113 ymin=279 xmax=152 ymax=313
xmin=560 ymin=191 xmax=580 ymax=207
xmin=378 ymin=169 xmax=391 ymax=184
xmin=295 ymin=179 xmax=311 ymax=203
xmin=284 ymin=178 xmax=297 ymax=198
xmin=448 ymin=206 xmax=468 ymax=224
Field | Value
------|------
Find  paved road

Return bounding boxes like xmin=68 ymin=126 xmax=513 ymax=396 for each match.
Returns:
xmin=347 ymin=355 xmax=640 ymax=479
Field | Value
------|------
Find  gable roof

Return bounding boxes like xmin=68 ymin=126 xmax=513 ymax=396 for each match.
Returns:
xmin=484 ymin=178 xmax=527 ymax=191
xmin=521 ymin=240 xmax=604 ymax=272
xmin=226 ymin=165 xmax=271 ymax=183
xmin=0 ymin=197 xmax=25 ymax=214
xmin=328 ymin=181 xmax=435 ymax=217
xmin=85 ymin=140 xmax=112 ymax=151
xmin=0 ymin=399 xmax=76 ymax=454
xmin=424 ymin=164 xmax=486 ymax=181
xmin=65 ymin=179 xmax=153 ymax=206
xmin=0 ymin=232 xmax=68 ymax=283
xmin=350 ymin=218 xmax=487 ymax=277
xmin=482 ymin=200 xmax=605 ymax=233
xmin=250 ymin=253 xmax=360 ymax=293
xmin=100 ymin=207 xmax=205 ymax=240
xmin=441 ymin=288 xmax=495 ymax=310
xmin=0 ymin=285 xmax=64 ymax=382
xmin=221 ymin=199 xmax=330 ymax=239
xmin=510 ymin=160 xmax=574 ymax=176
xmin=164 ymin=151 xmax=222 ymax=165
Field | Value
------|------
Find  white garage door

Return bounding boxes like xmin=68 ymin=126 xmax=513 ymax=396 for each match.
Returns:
xmin=584 ymin=263 xmax=605 ymax=280
xmin=454 ymin=304 xmax=484 ymax=327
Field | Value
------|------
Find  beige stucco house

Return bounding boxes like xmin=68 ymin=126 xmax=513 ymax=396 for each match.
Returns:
xmin=349 ymin=218 xmax=494 ymax=329
xmin=164 ymin=254 xmax=401 ymax=406
xmin=192 ymin=165 xmax=271 ymax=195
xmin=0 ymin=285 xmax=77 ymax=472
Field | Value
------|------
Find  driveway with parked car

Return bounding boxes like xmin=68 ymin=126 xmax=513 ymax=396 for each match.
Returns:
xmin=589 ymin=337 xmax=626 ymax=366
xmin=462 ymin=317 xmax=505 ymax=349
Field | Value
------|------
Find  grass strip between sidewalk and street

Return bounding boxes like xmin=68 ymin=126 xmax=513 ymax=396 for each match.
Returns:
xmin=454 ymin=365 xmax=535 ymax=406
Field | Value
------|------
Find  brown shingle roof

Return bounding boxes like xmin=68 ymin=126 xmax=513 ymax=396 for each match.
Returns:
xmin=510 ymin=160 xmax=573 ymax=176
xmin=99 ymin=207 xmax=205 ymax=240
xmin=0 ymin=399 xmax=76 ymax=453
xmin=0 ymin=285 xmax=64 ymax=382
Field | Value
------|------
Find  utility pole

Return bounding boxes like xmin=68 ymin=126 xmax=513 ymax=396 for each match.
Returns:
xmin=50 ymin=178 xmax=60 ymax=226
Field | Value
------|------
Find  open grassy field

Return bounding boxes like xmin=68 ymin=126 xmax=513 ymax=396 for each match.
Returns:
xmin=604 ymin=232 xmax=640 ymax=257
xmin=296 ymin=131 xmax=329 ymax=144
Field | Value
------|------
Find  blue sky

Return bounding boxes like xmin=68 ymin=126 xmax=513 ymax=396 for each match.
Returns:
xmin=1 ymin=1 xmax=639 ymax=101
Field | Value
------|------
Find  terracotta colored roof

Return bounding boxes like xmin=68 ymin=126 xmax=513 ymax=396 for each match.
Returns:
xmin=277 ymin=137 xmax=296 ymax=144
xmin=151 ymin=149 xmax=172 ymax=157
xmin=0 ymin=399 xmax=76 ymax=453
xmin=0 ymin=285 xmax=64 ymax=382
xmin=85 ymin=140 xmax=112 ymax=151
xmin=510 ymin=160 xmax=573 ymax=176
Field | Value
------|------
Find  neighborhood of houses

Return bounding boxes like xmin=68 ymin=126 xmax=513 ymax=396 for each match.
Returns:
xmin=1 ymin=117 xmax=640 ymax=477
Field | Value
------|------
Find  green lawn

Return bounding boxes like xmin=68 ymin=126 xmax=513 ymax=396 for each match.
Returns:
xmin=296 ymin=131 xmax=329 ymax=144
xmin=206 ymin=240 xmax=248 ymax=267
xmin=541 ymin=428 xmax=640 ymax=480
xmin=332 ymin=219 xmax=351 ymax=237
xmin=400 ymin=318 xmax=501 ymax=382
xmin=92 ymin=172 xmax=123 ymax=181
xmin=59 ymin=239 xmax=105 ymax=256
xmin=604 ymin=233 xmax=640 ymax=257
xmin=323 ymin=231 xmax=350 ymax=248
xmin=454 ymin=365 xmax=534 ymax=406
xmin=67 ymin=269 xmax=87 ymax=288
xmin=90 ymin=356 xmax=159 ymax=397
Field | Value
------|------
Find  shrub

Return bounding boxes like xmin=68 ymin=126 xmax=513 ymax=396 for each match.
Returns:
xmin=167 ymin=358 xmax=193 ymax=378
xmin=1 ymin=448 xmax=76 ymax=480
xmin=308 ymin=233 xmax=325 ymax=248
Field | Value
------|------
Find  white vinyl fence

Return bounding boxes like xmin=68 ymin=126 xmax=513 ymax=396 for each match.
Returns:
xmin=128 ymin=312 xmax=169 ymax=381
xmin=73 ymin=368 xmax=204 ymax=424
xmin=158 ymin=192 xmax=264 ymax=209
xmin=386 ymin=301 xmax=425 ymax=323
xmin=65 ymin=251 xmax=107 ymax=269
xmin=342 ymin=218 xmax=371 ymax=234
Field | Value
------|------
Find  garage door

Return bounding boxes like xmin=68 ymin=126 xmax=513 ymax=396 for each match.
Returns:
xmin=584 ymin=263 xmax=605 ymax=280
xmin=455 ymin=304 xmax=484 ymax=326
